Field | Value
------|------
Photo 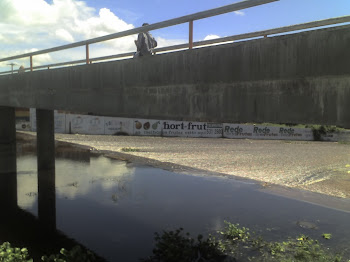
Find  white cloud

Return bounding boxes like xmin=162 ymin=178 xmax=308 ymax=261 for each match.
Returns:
xmin=155 ymin=37 xmax=187 ymax=48
xmin=234 ymin=10 xmax=245 ymax=16
xmin=55 ymin=29 xmax=75 ymax=43
xmin=203 ymin=34 xmax=220 ymax=41
xmin=16 ymin=155 xmax=135 ymax=208
xmin=0 ymin=0 xmax=137 ymax=70
xmin=0 ymin=0 xmax=193 ymax=71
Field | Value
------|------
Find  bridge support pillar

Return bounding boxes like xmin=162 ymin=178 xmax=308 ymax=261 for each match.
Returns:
xmin=36 ymin=109 xmax=56 ymax=231
xmin=0 ymin=106 xmax=17 ymax=210
xmin=36 ymin=109 xmax=55 ymax=171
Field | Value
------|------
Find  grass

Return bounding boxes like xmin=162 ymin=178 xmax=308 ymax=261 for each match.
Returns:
xmin=121 ymin=147 xmax=140 ymax=152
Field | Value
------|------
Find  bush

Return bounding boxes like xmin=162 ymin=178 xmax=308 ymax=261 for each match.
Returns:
xmin=0 ymin=242 xmax=32 ymax=262
xmin=143 ymin=221 xmax=344 ymax=262
xmin=0 ymin=243 xmax=96 ymax=262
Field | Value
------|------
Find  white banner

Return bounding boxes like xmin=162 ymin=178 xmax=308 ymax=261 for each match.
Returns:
xmin=162 ymin=121 xmax=222 ymax=138
xmin=320 ymin=131 xmax=350 ymax=142
xmin=29 ymin=108 xmax=36 ymax=131
xmin=29 ymin=108 xmax=66 ymax=133
xmin=223 ymin=123 xmax=314 ymax=141
xmin=28 ymin=110 xmax=349 ymax=142
xmin=16 ymin=122 xmax=31 ymax=131
xmin=67 ymin=114 xmax=104 ymax=135
xmin=104 ymin=117 xmax=134 ymax=135
xmin=54 ymin=113 xmax=66 ymax=133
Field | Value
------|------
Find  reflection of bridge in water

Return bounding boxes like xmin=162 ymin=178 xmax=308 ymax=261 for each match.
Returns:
xmin=1 ymin=162 xmax=68 ymax=260
xmin=0 ymin=134 xmax=104 ymax=260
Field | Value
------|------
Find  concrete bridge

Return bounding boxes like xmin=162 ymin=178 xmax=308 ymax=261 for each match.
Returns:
xmin=0 ymin=0 xmax=349 ymax=177
xmin=1 ymin=22 xmax=350 ymax=127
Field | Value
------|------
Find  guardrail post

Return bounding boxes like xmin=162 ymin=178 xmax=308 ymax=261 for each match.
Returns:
xmin=86 ymin=44 xmax=90 ymax=64
xmin=30 ymin=56 xmax=33 ymax=71
xmin=189 ymin=20 xmax=194 ymax=49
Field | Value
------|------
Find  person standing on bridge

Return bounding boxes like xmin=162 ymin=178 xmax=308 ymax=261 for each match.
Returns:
xmin=134 ymin=23 xmax=157 ymax=57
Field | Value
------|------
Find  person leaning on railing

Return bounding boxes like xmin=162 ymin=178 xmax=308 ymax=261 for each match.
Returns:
xmin=134 ymin=23 xmax=157 ymax=58
xmin=18 ymin=65 xmax=25 ymax=73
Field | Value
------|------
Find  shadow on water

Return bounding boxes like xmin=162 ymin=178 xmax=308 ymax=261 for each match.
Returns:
xmin=2 ymin=134 xmax=350 ymax=261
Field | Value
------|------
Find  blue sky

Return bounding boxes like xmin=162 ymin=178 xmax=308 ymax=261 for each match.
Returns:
xmin=79 ymin=0 xmax=350 ymax=39
xmin=0 ymin=0 xmax=349 ymax=71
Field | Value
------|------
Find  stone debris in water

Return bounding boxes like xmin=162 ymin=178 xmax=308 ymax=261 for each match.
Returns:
xmin=296 ymin=221 xmax=318 ymax=230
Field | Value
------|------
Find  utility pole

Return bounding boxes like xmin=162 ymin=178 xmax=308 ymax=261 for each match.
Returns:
xmin=7 ymin=63 xmax=17 ymax=74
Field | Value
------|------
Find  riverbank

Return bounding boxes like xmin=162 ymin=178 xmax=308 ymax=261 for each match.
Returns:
xmin=18 ymin=131 xmax=350 ymax=209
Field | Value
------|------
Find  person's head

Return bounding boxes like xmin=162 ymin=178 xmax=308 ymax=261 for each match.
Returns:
xmin=18 ymin=65 xmax=25 ymax=73
xmin=142 ymin=23 xmax=149 ymax=26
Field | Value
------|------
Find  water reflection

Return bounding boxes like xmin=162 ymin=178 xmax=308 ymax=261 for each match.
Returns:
xmin=2 ymin=141 xmax=350 ymax=261
xmin=0 ymin=168 xmax=17 ymax=212
xmin=38 ymin=168 xmax=56 ymax=231
xmin=0 ymin=139 xmax=17 ymax=211
xmin=0 ymin=152 xmax=103 ymax=261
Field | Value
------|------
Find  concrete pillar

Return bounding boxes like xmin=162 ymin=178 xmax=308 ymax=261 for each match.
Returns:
xmin=36 ymin=109 xmax=55 ymax=171
xmin=36 ymin=109 xmax=56 ymax=230
xmin=0 ymin=106 xmax=17 ymax=210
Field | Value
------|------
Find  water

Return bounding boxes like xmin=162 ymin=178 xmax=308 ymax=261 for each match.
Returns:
xmin=3 ymin=146 xmax=350 ymax=261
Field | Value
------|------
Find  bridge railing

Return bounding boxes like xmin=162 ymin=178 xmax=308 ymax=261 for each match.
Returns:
xmin=0 ymin=0 xmax=349 ymax=75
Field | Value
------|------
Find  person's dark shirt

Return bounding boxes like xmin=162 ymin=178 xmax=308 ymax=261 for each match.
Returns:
xmin=136 ymin=32 xmax=157 ymax=56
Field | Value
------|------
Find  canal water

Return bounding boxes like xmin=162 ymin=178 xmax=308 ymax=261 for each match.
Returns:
xmin=3 ymin=142 xmax=350 ymax=261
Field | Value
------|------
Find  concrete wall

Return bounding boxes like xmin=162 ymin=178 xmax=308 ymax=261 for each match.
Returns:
xmin=1 ymin=25 xmax=350 ymax=127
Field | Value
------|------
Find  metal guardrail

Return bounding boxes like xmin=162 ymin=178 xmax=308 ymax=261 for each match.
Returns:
xmin=0 ymin=0 xmax=278 ymax=73
xmin=0 ymin=0 xmax=349 ymax=75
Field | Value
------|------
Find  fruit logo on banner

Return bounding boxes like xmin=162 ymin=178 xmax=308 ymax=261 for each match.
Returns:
xmin=134 ymin=119 xmax=162 ymax=136
xmin=28 ymin=110 xmax=346 ymax=142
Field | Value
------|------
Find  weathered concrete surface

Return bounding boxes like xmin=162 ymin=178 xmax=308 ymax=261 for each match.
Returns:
xmin=1 ymin=25 xmax=350 ymax=127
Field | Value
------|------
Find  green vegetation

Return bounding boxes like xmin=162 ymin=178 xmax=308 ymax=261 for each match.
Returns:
xmin=322 ymin=233 xmax=332 ymax=240
xmin=121 ymin=147 xmax=140 ymax=152
xmin=41 ymin=246 xmax=96 ymax=262
xmin=0 ymin=242 xmax=31 ymax=262
xmin=0 ymin=243 xmax=95 ymax=262
xmin=1 ymin=222 xmax=346 ymax=262
xmin=142 ymin=221 xmax=344 ymax=262
xmin=141 ymin=228 xmax=223 ymax=262
xmin=305 ymin=125 xmax=340 ymax=141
